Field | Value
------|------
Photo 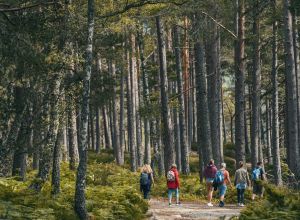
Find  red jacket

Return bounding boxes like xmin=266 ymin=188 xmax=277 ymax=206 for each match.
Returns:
xmin=167 ymin=168 xmax=180 ymax=189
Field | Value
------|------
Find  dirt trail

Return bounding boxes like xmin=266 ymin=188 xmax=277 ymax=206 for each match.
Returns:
xmin=147 ymin=199 xmax=241 ymax=220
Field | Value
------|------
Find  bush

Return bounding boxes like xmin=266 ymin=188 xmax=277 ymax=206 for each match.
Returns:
xmin=240 ymin=183 xmax=300 ymax=219
xmin=0 ymin=152 xmax=148 ymax=220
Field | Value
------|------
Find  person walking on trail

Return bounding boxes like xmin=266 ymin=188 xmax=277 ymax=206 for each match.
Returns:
xmin=203 ymin=159 xmax=217 ymax=207
xmin=251 ymin=161 xmax=266 ymax=200
xmin=215 ymin=163 xmax=232 ymax=207
xmin=234 ymin=161 xmax=251 ymax=207
xmin=140 ymin=164 xmax=154 ymax=199
xmin=167 ymin=164 xmax=180 ymax=206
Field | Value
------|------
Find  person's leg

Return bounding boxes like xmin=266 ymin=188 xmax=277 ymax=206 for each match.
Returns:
xmin=168 ymin=189 xmax=173 ymax=205
xmin=237 ymin=188 xmax=241 ymax=204
xmin=219 ymin=185 xmax=227 ymax=207
xmin=175 ymin=188 xmax=180 ymax=204
xmin=240 ymin=189 xmax=245 ymax=205
xmin=252 ymin=182 xmax=257 ymax=200
xmin=207 ymin=182 xmax=213 ymax=203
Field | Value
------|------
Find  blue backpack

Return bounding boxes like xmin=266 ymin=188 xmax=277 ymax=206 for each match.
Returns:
xmin=140 ymin=173 xmax=149 ymax=185
xmin=214 ymin=170 xmax=224 ymax=184
xmin=252 ymin=168 xmax=261 ymax=181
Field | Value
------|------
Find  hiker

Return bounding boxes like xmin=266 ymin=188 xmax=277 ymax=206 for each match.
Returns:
xmin=214 ymin=163 xmax=232 ymax=207
xmin=167 ymin=164 xmax=180 ymax=206
xmin=234 ymin=161 xmax=251 ymax=206
xmin=140 ymin=164 xmax=154 ymax=199
xmin=203 ymin=159 xmax=217 ymax=207
xmin=251 ymin=161 xmax=266 ymax=200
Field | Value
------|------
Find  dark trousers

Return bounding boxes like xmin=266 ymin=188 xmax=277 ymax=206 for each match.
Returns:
xmin=141 ymin=185 xmax=150 ymax=199
xmin=237 ymin=188 xmax=245 ymax=204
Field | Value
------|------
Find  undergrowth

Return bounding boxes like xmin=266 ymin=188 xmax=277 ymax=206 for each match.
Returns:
xmin=240 ymin=183 xmax=300 ymax=219
xmin=0 ymin=151 xmax=147 ymax=220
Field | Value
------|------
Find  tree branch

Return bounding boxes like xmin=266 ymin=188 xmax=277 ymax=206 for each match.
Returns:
xmin=0 ymin=2 xmax=56 ymax=12
xmin=200 ymin=11 xmax=237 ymax=39
xmin=99 ymin=0 xmax=189 ymax=19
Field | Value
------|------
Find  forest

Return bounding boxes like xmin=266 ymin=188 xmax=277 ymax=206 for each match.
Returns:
xmin=0 ymin=0 xmax=300 ymax=219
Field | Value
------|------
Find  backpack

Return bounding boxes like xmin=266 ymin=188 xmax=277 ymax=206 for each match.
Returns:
xmin=252 ymin=168 xmax=261 ymax=181
xmin=140 ymin=173 xmax=149 ymax=185
xmin=214 ymin=170 xmax=224 ymax=184
xmin=167 ymin=170 xmax=175 ymax=182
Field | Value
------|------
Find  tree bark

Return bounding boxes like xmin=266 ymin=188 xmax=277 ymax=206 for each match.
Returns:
xmin=250 ymin=0 xmax=261 ymax=168
xmin=156 ymin=16 xmax=175 ymax=171
xmin=126 ymin=46 xmax=137 ymax=171
xmin=235 ymin=0 xmax=246 ymax=167
xmin=195 ymin=40 xmax=213 ymax=169
xmin=75 ymin=0 xmax=94 ymax=218
xmin=52 ymin=125 xmax=63 ymax=195
xmin=137 ymin=28 xmax=151 ymax=165
xmin=283 ymin=0 xmax=300 ymax=177
xmin=271 ymin=0 xmax=282 ymax=185
xmin=206 ymin=20 xmax=222 ymax=167
xmin=173 ymin=25 xmax=190 ymax=174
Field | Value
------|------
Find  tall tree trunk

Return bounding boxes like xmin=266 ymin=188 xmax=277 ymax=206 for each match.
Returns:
xmin=137 ymin=28 xmax=151 ymax=165
xmin=52 ymin=125 xmax=63 ymax=195
xmin=292 ymin=9 xmax=300 ymax=159
xmin=102 ymin=106 xmax=111 ymax=149
xmin=127 ymin=46 xmax=137 ymax=171
xmin=283 ymin=0 xmax=300 ymax=177
xmin=111 ymin=59 xmax=122 ymax=165
xmin=195 ymin=40 xmax=213 ymax=173
xmin=173 ymin=25 xmax=190 ymax=174
xmin=271 ymin=0 xmax=283 ymax=185
xmin=119 ymin=61 xmax=125 ymax=163
xmin=75 ymin=0 xmax=94 ymax=218
xmin=156 ymin=16 xmax=175 ymax=171
xmin=95 ymin=107 xmax=100 ymax=153
xmin=130 ymin=34 xmax=143 ymax=167
xmin=206 ymin=20 xmax=222 ymax=167
xmin=250 ymin=1 xmax=261 ymax=168
xmin=235 ymin=0 xmax=246 ymax=166
xmin=67 ymin=97 xmax=78 ymax=170
xmin=266 ymin=100 xmax=273 ymax=164
xmin=173 ymin=82 xmax=182 ymax=172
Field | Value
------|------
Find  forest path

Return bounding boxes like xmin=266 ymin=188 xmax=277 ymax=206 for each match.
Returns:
xmin=147 ymin=198 xmax=241 ymax=220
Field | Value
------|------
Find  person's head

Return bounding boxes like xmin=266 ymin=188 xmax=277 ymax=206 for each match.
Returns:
xmin=257 ymin=161 xmax=262 ymax=167
xmin=239 ymin=161 xmax=244 ymax=168
xmin=209 ymin=159 xmax=214 ymax=165
xmin=170 ymin=163 xmax=177 ymax=169
xmin=141 ymin=164 xmax=152 ymax=173
xmin=221 ymin=163 xmax=226 ymax=169
xmin=145 ymin=164 xmax=153 ymax=173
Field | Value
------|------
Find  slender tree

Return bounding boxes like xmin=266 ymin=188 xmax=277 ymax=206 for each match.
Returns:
xmin=75 ymin=0 xmax=94 ymax=218
xmin=156 ymin=16 xmax=175 ymax=171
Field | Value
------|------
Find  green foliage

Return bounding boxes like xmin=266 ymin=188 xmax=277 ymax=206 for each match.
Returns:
xmin=0 ymin=152 xmax=148 ymax=220
xmin=240 ymin=183 xmax=300 ymax=219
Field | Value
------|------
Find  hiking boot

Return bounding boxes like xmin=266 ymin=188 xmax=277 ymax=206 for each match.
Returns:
xmin=207 ymin=202 xmax=213 ymax=207
xmin=176 ymin=202 xmax=181 ymax=206
xmin=219 ymin=201 xmax=224 ymax=207
xmin=240 ymin=203 xmax=245 ymax=207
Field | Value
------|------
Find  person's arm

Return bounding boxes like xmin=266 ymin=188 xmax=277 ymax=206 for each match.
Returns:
xmin=176 ymin=170 xmax=180 ymax=188
xmin=261 ymin=168 xmax=267 ymax=181
xmin=151 ymin=173 xmax=155 ymax=185
xmin=227 ymin=171 xmax=232 ymax=186
xmin=234 ymin=171 xmax=237 ymax=186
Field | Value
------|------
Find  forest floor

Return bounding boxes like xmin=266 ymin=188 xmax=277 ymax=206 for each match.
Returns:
xmin=147 ymin=198 xmax=241 ymax=220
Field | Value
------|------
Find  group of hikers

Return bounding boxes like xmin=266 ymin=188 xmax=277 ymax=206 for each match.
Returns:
xmin=140 ymin=159 xmax=265 ymax=207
